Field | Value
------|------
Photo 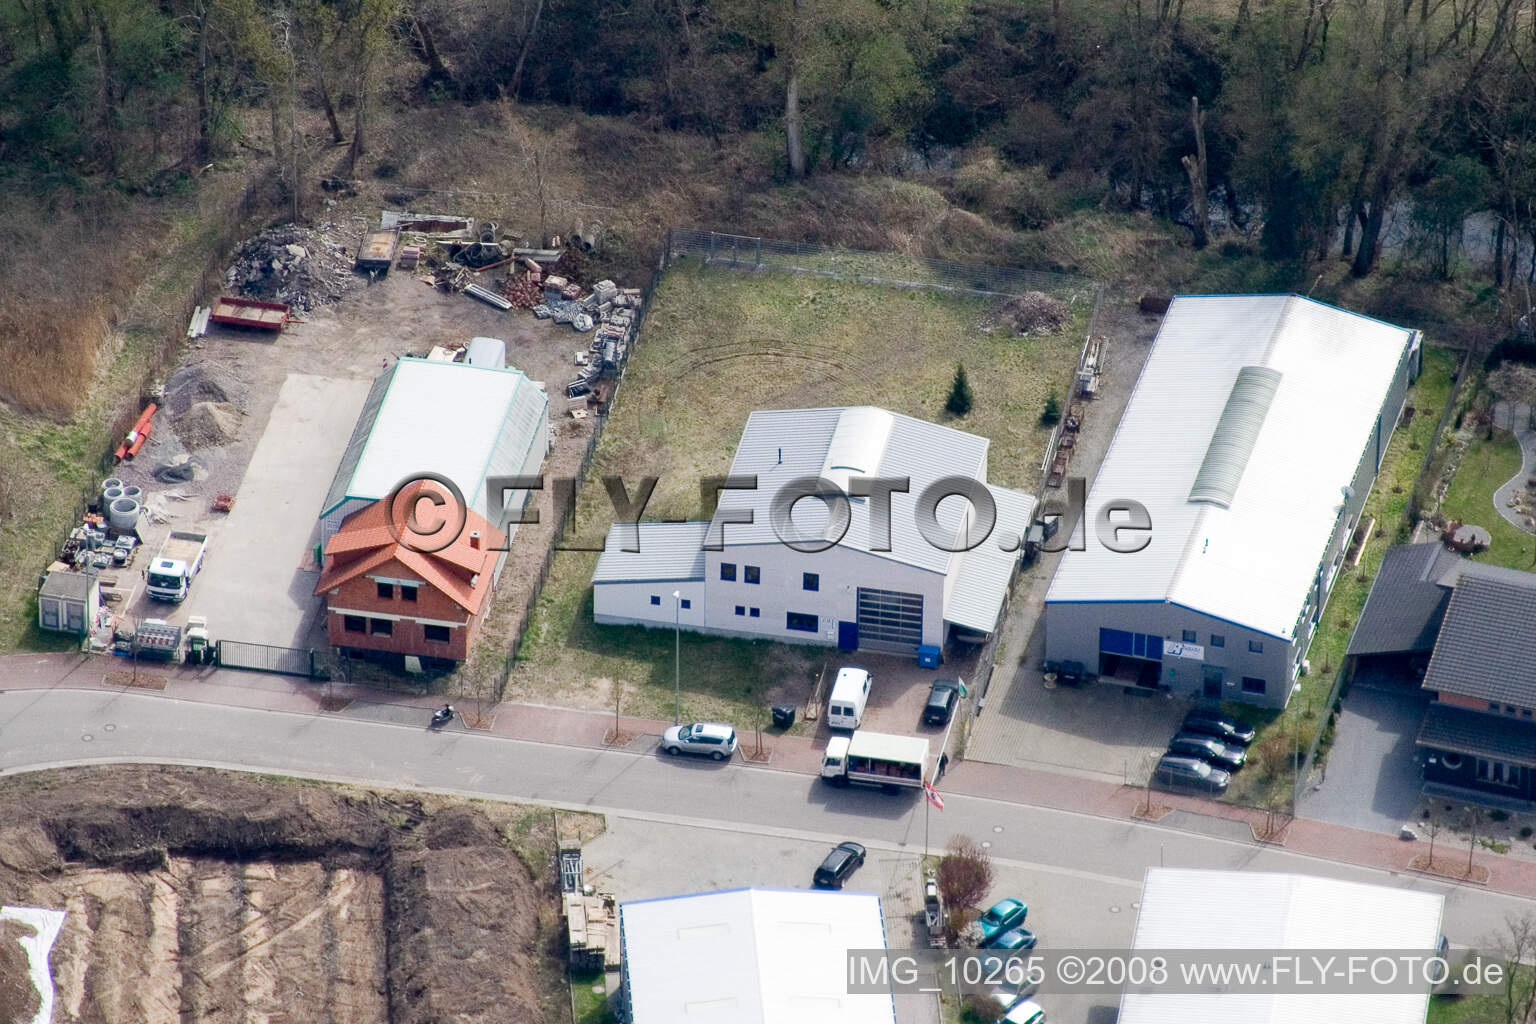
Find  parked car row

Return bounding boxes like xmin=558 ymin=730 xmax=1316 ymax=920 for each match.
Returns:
xmin=1152 ymin=710 xmax=1256 ymax=795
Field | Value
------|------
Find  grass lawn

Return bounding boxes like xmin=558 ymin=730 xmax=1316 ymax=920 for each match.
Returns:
xmin=1438 ymin=429 xmax=1536 ymax=570
xmin=509 ymin=258 xmax=1093 ymax=724
xmin=570 ymin=971 xmax=616 ymax=1024
xmin=1225 ymin=346 xmax=1460 ymax=807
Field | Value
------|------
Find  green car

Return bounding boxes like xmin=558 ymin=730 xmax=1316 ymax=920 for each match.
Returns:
xmin=976 ymin=898 xmax=1028 ymax=945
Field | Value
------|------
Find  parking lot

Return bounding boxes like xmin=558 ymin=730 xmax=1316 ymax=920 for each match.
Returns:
xmin=804 ymin=649 xmax=982 ymax=750
xmin=969 ymin=618 xmax=1187 ymax=784
xmin=583 ymin=813 xmax=1140 ymax=1024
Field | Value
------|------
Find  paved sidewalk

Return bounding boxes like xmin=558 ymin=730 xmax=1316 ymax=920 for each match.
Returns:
xmin=4 ymin=650 xmax=1536 ymax=899
xmin=1491 ymin=400 xmax=1535 ymax=534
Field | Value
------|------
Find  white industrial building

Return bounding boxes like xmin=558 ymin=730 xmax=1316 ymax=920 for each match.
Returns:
xmin=618 ymin=887 xmax=895 ymax=1024
xmin=1122 ymin=868 xmax=1445 ymax=1024
xmin=318 ymin=356 xmax=549 ymax=580
xmin=591 ymin=406 xmax=1035 ymax=654
xmin=1044 ymin=295 xmax=1420 ymax=708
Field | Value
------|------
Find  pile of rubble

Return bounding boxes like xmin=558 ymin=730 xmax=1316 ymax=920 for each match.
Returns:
xmin=223 ymin=224 xmax=356 ymax=313
xmin=997 ymin=291 xmax=1071 ymax=337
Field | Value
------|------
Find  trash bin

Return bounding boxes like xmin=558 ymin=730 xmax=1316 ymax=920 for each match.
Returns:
xmin=917 ymin=645 xmax=942 ymax=669
xmin=771 ymin=703 xmax=796 ymax=729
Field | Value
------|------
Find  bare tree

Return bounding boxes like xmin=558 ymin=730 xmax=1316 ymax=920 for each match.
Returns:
xmin=1492 ymin=913 xmax=1536 ymax=1024
xmin=937 ymin=835 xmax=994 ymax=913
xmin=1181 ymin=96 xmax=1210 ymax=249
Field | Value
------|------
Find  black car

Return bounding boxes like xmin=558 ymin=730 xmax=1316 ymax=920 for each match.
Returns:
xmin=1167 ymin=732 xmax=1247 ymax=771
xmin=813 ymin=841 xmax=867 ymax=889
xmin=923 ymin=679 xmax=963 ymax=725
xmin=1152 ymin=755 xmax=1231 ymax=794
xmin=1181 ymin=710 xmax=1256 ymax=746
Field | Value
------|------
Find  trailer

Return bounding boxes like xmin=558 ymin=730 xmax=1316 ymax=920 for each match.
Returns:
xmin=145 ymin=530 xmax=208 ymax=602
xmin=210 ymin=296 xmax=291 ymax=331
xmin=820 ymin=730 xmax=930 ymax=792
xmin=134 ymin=619 xmax=183 ymax=661
xmin=356 ymin=227 xmax=400 ymax=273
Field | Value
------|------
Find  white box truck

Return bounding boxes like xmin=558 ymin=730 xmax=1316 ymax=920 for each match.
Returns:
xmin=821 ymin=730 xmax=929 ymax=793
xmin=145 ymin=530 xmax=208 ymax=602
xmin=826 ymin=666 xmax=871 ymax=730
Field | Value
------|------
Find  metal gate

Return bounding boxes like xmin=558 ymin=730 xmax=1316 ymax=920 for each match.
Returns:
xmin=216 ymin=639 xmax=316 ymax=678
xmin=855 ymin=587 xmax=924 ymax=653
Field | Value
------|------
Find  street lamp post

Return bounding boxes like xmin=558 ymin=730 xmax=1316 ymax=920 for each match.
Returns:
xmin=673 ymin=591 xmax=682 ymax=725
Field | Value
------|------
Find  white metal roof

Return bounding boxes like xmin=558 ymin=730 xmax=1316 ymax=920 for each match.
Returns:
xmin=944 ymin=483 xmax=1036 ymax=633
xmin=1121 ymin=868 xmax=1444 ymax=1024
xmin=592 ymin=522 xmax=710 ymax=583
xmin=620 ymin=887 xmax=896 ymax=1024
xmin=1045 ymin=296 xmax=1416 ymax=639
xmin=321 ymin=357 xmax=547 ymax=518
xmin=709 ymin=407 xmax=989 ymax=575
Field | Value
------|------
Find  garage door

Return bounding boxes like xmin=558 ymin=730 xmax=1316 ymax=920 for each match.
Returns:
xmin=856 ymin=587 xmax=924 ymax=653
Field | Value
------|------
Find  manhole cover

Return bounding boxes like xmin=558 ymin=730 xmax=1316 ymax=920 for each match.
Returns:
xmin=992 ymin=825 xmax=1004 ymax=833
xmin=81 ymin=734 xmax=94 ymax=743
xmin=1109 ymin=905 xmax=1121 ymax=913
xmin=981 ymin=841 xmax=992 ymax=849
xmin=103 ymin=724 xmax=116 ymax=732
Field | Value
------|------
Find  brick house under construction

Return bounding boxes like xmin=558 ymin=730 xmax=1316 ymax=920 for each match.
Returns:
xmin=315 ymin=494 xmax=505 ymax=667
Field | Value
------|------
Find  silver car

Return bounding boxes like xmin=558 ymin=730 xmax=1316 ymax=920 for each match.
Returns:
xmin=661 ymin=722 xmax=738 ymax=760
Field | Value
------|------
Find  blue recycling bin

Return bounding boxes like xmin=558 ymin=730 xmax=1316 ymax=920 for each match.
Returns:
xmin=917 ymin=645 xmax=942 ymax=669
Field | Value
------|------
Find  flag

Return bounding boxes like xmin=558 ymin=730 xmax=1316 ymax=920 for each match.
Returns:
xmin=923 ymin=780 xmax=945 ymax=811
xmin=957 ymin=678 xmax=969 ymax=698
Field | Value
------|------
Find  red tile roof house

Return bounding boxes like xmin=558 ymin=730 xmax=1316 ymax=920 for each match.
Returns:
xmin=315 ymin=494 xmax=506 ymax=667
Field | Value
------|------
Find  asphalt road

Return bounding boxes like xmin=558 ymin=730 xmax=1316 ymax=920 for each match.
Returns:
xmin=2 ymin=688 xmax=1532 ymax=951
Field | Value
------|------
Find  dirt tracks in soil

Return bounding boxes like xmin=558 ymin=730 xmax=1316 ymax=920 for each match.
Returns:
xmin=0 ymin=766 xmax=550 ymax=1024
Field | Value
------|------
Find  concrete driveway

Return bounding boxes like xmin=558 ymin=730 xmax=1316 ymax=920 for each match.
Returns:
xmin=967 ymin=617 xmax=1186 ymax=784
xmin=1298 ymin=682 xmax=1430 ymax=835
xmin=179 ymin=373 xmax=372 ymax=648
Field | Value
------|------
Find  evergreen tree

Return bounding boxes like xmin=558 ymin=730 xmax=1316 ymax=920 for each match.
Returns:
xmin=946 ymin=364 xmax=973 ymax=416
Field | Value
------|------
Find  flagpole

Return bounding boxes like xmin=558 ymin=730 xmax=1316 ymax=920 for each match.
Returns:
xmin=925 ymin=784 xmax=930 ymax=860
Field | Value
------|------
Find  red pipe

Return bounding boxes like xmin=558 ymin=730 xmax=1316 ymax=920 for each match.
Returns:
xmin=116 ymin=403 xmax=157 ymax=461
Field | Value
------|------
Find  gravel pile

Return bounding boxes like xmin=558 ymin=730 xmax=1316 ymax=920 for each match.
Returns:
xmin=176 ymin=401 xmax=241 ymax=449
xmin=223 ymin=224 xmax=355 ymax=313
xmin=165 ymin=363 xmax=248 ymax=417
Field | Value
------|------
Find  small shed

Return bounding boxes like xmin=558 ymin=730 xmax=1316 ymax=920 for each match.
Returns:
xmin=38 ymin=570 xmax=101 ymax=635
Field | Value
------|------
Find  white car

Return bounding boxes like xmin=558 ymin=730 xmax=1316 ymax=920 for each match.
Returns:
xmin=992 ymin=994 xmax=1046 ymax=1024
xmin=661 ymin=722 xmax=738 ymax=760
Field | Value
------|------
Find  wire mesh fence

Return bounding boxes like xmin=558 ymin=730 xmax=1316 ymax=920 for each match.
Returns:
xmin=666 ymin=228 xmax=1097 ymax=301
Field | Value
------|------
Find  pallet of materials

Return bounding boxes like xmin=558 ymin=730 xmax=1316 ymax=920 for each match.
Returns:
xmin=210 ymin=296 xmax=291 ymax=331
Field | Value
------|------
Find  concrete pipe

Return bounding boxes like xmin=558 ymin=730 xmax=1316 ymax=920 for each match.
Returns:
xmin=102 ymin=487 xmax=124 ymax=504
xmin=107 ymin=498 xmax=141 ymax=531
xmin=102 ymin=477 xmax=124 ymax=496
xmin=121 ymin=485 xmax=143 ymax=502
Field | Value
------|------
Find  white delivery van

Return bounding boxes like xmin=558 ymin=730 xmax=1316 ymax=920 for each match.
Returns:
xmin=826 ymin=667 xmax=872 ymax=730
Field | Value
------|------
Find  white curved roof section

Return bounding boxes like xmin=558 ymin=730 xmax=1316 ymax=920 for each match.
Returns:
xmin=820 ymin=407 xmax=894 ymax=496
xmin=1188 ymin=365 xmax=1282 ymax=508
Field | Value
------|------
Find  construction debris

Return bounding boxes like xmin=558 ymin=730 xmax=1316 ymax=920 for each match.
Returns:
xmin=998 ymin=291 xmax=1071 ymax=336
xmin=465 ymin=284 xmax=512 ymax=310
xmin=224 ymin=224 xmax=355 ymax=313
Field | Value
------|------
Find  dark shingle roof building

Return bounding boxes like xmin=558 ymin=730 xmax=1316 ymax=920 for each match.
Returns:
xmin=1421 ymin=574 xmax=1536 ymax=707
xmin=1345 ymin=543 xmax=1462 ymax=656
